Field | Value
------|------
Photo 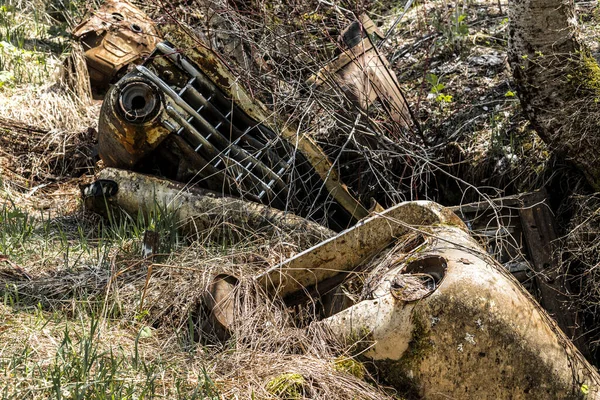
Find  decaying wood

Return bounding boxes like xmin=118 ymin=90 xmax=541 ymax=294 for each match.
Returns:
xmin=517 ymin=191 xmax=589 ymax=354
xmin=202 ymin=274 xmax=238 ymax=341
xmin=84 ymin=168 xmax=335 ymax=246
xmin=307 ymin=15 xmax=414 ymax=130
xmin=322 ymin=224 xmax=600 ymax=399
xmin=0 ymin=117 xmax=48 ymax=135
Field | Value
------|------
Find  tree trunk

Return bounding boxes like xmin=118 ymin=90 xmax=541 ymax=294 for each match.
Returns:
xmin=509 ymin=0 xmax=600 ymax=189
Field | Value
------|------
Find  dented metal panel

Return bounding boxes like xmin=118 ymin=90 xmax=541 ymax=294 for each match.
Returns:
xmin=307 ymin=15 xmax=413 ymax=129
xmin=323 ymin=223 xmax=600 ymax=398
xmin=72 ymin=0 xmax=160 ymax=88
xmin=451 ymin=190 xmax=589 ymax=356
xmin=197 ymin=196 xmax=600 ymax=397
xmin=256 ymin=201 xmax=464 ymax=302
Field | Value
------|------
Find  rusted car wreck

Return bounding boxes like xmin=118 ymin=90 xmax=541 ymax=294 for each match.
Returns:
xmin=78 ymin=2 xmax=600 ymax=398
xmin=72 ymin=0 xmax=160 ymax=90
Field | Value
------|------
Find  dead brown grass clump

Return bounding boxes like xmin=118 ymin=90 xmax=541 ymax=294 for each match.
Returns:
xmin=2 ymin=231 xmax=397 ymax=398
xmin=0 ymin=42 xmax=98 ymax=212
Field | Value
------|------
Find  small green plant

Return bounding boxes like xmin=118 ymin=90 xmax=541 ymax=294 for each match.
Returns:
xmin=198 ymin=368 xmax=221 ymax=400
xmin=448 ymin=7 xmax=469 ymax=51
xmin=426 ymin=73 xmax=453 ymax=103
xmin=46 ymin=315 xmax=163 ymax=399
xmin=582 ymin=384 xmax=590 ymax=395
xmin=3 ymin=283 xmax=19 ymax=306
xmin=452 ymin=12 xmax=469 ymax=37
xmin=98 ymin=194 xmax=181 ymax=257
xmin=0 ymin=201 xmax=36 ymax=255
xmin=0 ymin=1 xmax=72 ymax=87
xmin=0 ymin=311 xmax=224 ymax=399
xmin=432 ymin=3 xmax=470 ymax=54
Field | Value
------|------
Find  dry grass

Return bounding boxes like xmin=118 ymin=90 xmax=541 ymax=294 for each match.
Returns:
xmin=0 ymin=218 xmax=397 ymax=398
xmin=3 ymin=0 xmax=600 ymax=399
xmin=0 ymin=39 xmax=97 ymax=213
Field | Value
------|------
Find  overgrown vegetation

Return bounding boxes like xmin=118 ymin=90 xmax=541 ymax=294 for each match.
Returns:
xmin=3 ymin=0 xmax=600 ymax=398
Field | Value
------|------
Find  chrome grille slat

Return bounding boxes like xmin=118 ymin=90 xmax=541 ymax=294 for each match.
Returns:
xmin=156 ymin=43 xmax=289 ymax=161
xmin=165 ymin=105 xmax=219 ymax=157
xmin=138 ymin=65 xmax=283 ymax=187
xmin=138 ymin=48 xmax=295 ymax=206
xmin=164 ymin=102 xmax=279 ymax=202
xmin=169 ymin=134 xmax=225 ymax=183
xmin=179 ymin=83 xmax=285 ymax=167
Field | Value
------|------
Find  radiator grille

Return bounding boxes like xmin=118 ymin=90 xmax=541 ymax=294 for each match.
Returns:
xmin=134 ymin=42 xmax=296 ymax=209
xmin=107 ymin=41 xmax=356 ymax=230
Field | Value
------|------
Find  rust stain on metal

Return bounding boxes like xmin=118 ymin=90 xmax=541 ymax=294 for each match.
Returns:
xmin=307 ymin=15 xmax=412 ymax=128
xmin=98 ymin=75 xmax=169 ymax=168
xmin=256 ymin=201 xmax=453 ymax=301
xmin=72 ymin=0 xmax=161 ymax=89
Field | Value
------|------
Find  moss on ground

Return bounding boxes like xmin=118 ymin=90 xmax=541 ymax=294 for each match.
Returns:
xmin=266 ymin=373 xmax=306 ymax=399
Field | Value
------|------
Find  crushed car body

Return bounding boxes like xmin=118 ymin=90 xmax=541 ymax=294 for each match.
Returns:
xmin=96 ymin=28 xmax=369 ymax=230
xmin=78 ymin=5 xmax=600 ymax=398
xmin=72 ymin=0 xmax=160 ymax=90
xmin=219 ymin=201 xmax=600 ymax=398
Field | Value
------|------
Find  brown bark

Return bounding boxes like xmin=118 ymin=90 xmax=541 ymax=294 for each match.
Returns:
xmin=509 ymin=0 xmax=600 ymax=189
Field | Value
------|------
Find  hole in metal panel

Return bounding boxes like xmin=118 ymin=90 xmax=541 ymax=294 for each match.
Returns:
xmin=390 ymin=256 xmax=447 ymax=301
xmin=131 ymin=95 xmax=146 ymax=110
xmin=402 ymin=255 xmax=447 ymax=285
